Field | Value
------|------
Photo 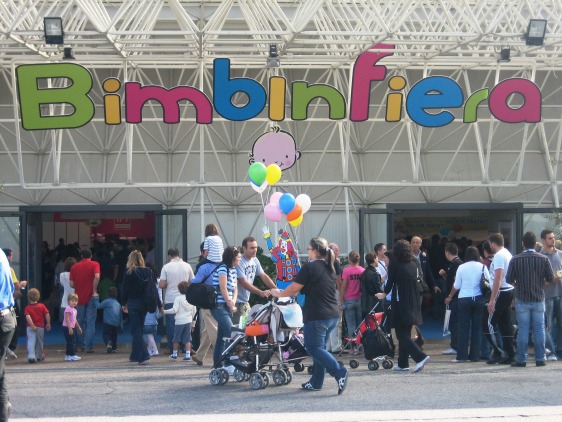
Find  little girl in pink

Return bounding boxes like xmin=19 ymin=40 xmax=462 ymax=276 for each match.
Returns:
xmin=62 ymin=293 xmax=83 ymax=361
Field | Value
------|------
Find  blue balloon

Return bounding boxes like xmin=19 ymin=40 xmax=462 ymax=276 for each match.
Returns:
xmin=279 ymin=193 xmax=296 ymax=215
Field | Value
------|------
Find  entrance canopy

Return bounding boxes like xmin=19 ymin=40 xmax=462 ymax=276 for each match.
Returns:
xmin=0 ymin=1 xmax=561 ymax=250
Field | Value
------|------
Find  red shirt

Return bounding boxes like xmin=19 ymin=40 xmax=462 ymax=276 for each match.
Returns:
xmin=24 ymin=303 xmax=49 ymax=327
xmin=69 ymin=259 xmax=100 ymax=305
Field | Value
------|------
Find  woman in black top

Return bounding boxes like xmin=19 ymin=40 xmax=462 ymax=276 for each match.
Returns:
xmin=122 ymin=250 xmax=153 ymax=365
xmin=360 ymin=252 xmax=382 ymax=318
xmin=376 ymin=240 xmax=430 ymax=372
xmin=271 ymin=237 xmax=349 ymax=395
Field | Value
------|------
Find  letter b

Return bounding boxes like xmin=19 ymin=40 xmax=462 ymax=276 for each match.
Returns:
xmin=16 ymin=63 xmax=94 ymax=130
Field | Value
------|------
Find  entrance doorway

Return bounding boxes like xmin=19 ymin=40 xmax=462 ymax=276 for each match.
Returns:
xmin=20 ymin=205 xmax=187 ymax=303
xmin=359 ymin=204 xmax=522 ymax=262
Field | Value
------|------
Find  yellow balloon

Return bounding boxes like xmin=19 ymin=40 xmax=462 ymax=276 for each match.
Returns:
xmin=265 ymin=164 xmax=282 ymax=186
xmin=289 ymin=215 xmax=303 ymax=227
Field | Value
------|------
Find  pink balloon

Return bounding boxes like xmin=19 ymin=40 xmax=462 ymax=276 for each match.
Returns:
xmin=269 ymin=192 xmax=283 ymax=205
xmin=264 ymin=203 xmax=282 ymax=222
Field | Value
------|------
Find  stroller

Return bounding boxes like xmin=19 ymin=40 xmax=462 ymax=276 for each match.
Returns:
xmin=209 ymin=298 xmax=306 ymax=390
xmin=338 ymin=303 xmax=395 ymax=370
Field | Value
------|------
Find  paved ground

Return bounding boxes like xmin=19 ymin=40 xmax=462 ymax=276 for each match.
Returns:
xmin=5 ymin=339 xmax=562 ymax=421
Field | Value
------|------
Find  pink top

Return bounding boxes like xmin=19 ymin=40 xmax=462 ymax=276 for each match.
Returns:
xmin=63 ymin=306 xmax=77 ymax=328
xmin=342 ymin=265 xmax=364 ymax=300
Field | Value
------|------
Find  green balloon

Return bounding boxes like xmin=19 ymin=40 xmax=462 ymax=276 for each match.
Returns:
xmin=248 ymin=162 xmax=267 ymax=185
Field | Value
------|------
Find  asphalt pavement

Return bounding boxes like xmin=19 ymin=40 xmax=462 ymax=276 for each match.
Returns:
xmin=5 ymin=339 xmax=562 ymax=421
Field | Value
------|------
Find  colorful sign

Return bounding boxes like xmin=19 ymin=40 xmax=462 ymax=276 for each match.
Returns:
xmin=15 ymin=43 xmax=542 ymax=131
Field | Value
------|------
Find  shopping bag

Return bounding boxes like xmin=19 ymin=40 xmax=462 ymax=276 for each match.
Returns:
xmin=442 ymin=305 xmax=451 ymax=336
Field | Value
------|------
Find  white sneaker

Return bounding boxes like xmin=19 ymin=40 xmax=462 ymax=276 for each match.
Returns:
xmin=413 ymin=356 xmax=430 ymax=373
xmin=442 ymin=348 xmax=457 ymax=355
xmin=64 ymin=355 xmax=71 ymax=361
xmin=68 ymin=355 xmax=81 ymax=361
xmin=547 ymin=355 xmax=558 ymax=361
xmin=393 ymin=366 xmax=409 ymax=371
xmin=225 ymin=365 xmax=235 ymax=375
xmin=6 ymin=349 xmax=17 ymax=359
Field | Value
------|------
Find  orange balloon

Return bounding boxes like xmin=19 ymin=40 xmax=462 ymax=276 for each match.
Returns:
xmin=286 ymin=203 xmax=303 ymax=221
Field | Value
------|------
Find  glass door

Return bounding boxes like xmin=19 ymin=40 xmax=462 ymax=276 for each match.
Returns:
xmin=359 ymin=208 xmax=391 ymax=264
xmin=155 ymin=209 xmax=188 ymax=271
xmin=0 ymin=212 xmax=26 ymax=281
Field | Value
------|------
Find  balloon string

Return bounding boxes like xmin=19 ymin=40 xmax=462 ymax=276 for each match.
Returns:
xmin=260 ymin=192 xmax=267 ymax=226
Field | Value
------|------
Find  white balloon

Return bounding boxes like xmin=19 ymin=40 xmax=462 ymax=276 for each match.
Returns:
xmin=251 ymin=181 xmax=268 ymax=193
xmin=295 ymin=194 xmax=312 ymax=214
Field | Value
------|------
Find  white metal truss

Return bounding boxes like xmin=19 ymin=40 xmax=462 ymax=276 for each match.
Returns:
xmin=1 ymin=0 xmax=562 ymax=251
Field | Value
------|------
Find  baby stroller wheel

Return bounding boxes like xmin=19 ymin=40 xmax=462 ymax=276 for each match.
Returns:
xmin=382 ymin=359 xmax=392 ymax=370
xmin=233 ymin=368 xmax=246 ymax=382
xmin=294 ymin=362 xmax=305 ymax=372
xmin=368 ymin=361 xmax=379 ymax=371
xmin=260 ymin=372 xmax=270 ymax=389
xmin=249 ymin=373 xmax=264 ymax=390
xmin=209 ymin=369 xmax=223 ymax=386
xmin=219 ymin=368 xmax=229 ymax=385
xmin=307 ymin=365 xmax=314 ymax=375
xmin=349 ymin=359 xmax=359 ymax=369
xmin=283 ymin=369 xmax=292 ymax=385
xmin=272 ymin=369 xmax=287 ymax=386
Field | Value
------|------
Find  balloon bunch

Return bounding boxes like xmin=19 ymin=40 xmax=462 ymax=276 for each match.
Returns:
xmin=264 ymin=192 xmax=311 ymax=227
xmin=248 ymin=162 xmax=281 ymax=193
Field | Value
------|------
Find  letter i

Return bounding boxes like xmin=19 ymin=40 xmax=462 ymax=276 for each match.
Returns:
xmin=103 ymin=78 xmax=122 ymax=125
xmin=269 ymin=76 xmax=286 ymax=121
xmin=386 ymin=76 xmax=406 ymax=122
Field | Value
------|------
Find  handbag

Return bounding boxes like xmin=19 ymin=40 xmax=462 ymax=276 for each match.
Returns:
xmin=443 ymin=305 xmax=451 ymax=336
xmin=416 ymin=268 xmax=430 ymax=295
xmin=479 ymin=264 xmax=491 ymax=299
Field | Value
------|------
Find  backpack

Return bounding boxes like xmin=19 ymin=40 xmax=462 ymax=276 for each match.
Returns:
xmin=185 ymin=264 xmax=223 ymax=309
xmin=144 ymin=278 xmax=158 ymax=313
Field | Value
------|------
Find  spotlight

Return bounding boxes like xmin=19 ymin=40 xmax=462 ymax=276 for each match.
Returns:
xmin=267 ymin=44 xmax=280 ymax=68
xmin=525 ymin=19 xmax=547 ymax=46
xmin=498 ymin=46 xmax=511 ymax=62
xmin=63 ymin=47 xmax=75 ymax=60
xmin=44 ymin=17 xmax=64 ymax=45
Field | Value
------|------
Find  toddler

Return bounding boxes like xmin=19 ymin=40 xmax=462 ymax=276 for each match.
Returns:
xmin=93 ymin=287 xmax=121 ymax=353
xmin=63 ymin=293 xmax=83 ymax=361
xmin=144 ymin=309 xmax=160 ymax=356
xmin=163 ymin=281 xmax=195 ymax=361
xmin=202 ymin=223 xmax=224 ymax=264
xmin=24 ymin=288 xmax=51 ymax=363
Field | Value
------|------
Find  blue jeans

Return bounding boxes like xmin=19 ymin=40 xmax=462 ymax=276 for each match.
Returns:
xmin=210 ymin=304 xmax=233 ymax=368
xmin=457 ymin=295 xmax=485 ymax=361
xmin=515 ymin=300 xmax=546 ymax=363
xmin=164 ymin=302 xmax=175 ymax=350
xmin=63 ymin=326 xmax=77 ymax=356
xmin=76 ymin=297 xmax=97 ymax=350
xmin=545 ymin=296 xmax=562 ymax=354
xmin=344 ymin=299 xmax=362 ymax=336
xmin=128 ymin=299 xmax=149 ymax=363
xmin=303 ymin=317 xmax=347 ymax=389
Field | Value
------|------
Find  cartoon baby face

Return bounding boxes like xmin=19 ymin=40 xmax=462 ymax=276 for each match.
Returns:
xmin=249 ymin=128 xmax=301 ymax=171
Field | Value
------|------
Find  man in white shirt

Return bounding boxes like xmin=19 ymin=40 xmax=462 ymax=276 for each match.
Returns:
xmin=483 ymin=233 xmax=515 ymax=365
xmin=233 ymin=237 xmax=276 ymax=325
xmin=159 ymin=248 xmax=194 ymax=354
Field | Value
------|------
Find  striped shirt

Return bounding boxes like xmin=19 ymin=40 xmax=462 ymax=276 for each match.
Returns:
xmin=506 ymin=249 xmax=554 ymax=302
xmin=212 ymin=264 xmax=237 ymax=304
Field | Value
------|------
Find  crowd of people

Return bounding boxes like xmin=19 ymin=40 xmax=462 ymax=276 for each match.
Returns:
xmin=0 ymin=223 xmax=561 ymax=410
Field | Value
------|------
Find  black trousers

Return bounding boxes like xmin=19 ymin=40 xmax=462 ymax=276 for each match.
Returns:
xmin=0 ymin=308 xmax=17 ymax=422
xmin=395 ymin=323 xmax=427 ymax=369
xmin=482 ymin=289 xmax=515 ymax=358
xmin=103 ymin=323 xmax=118 ymax=350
